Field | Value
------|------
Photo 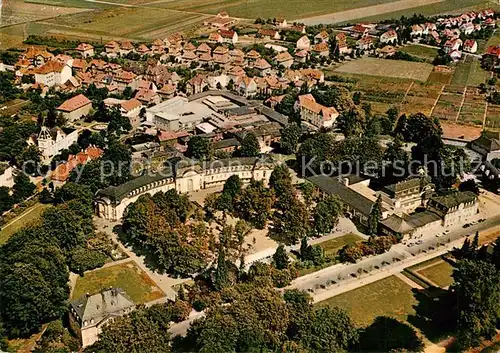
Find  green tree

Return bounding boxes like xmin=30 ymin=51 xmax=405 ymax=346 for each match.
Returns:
xmin=270 ymin=194 xmax=309 ymax=245
xmin=337 ymin=106 xmax=366 ymax=138
xmin=68 ymin=247 xmax=107 ymax=276
xmin=86 ymin=304 xmax=172 ymax=353
xmin=280 ymin=123 xmax=301 ymax=154
xmin=234 ymin=180 xmax=275 ymax=229
xmin=273 ymin=244 xmax=289 ymax=270
xmin=214 ymin=228 xmax=230 ymax=291
xmin=359 ymin=316 xmax=424 ymax=352
xmin=269 ymin=164 xmax=293 ymax=199
xmin=452 ymin=259 xmax=500 ymax=350
xmin=12 ymin=172 xmax=36 ymax=202
xmin=240 ymin=132 xmax=260 ymax=157
xmin=303 ymin=306 xmax=359 ymax=353
xmin=0 ymin=186 xmax=13 ymax=213
xmin=186 ymin=136 xmax=213 ymax=161
xmin=313 ymin=196 xmax=342 ymax=235
xmin=367 ymin=196 xmax=382 ymax=236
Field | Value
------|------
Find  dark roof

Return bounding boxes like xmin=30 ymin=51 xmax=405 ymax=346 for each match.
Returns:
xmin=213 ymin=138 xmax=241 ymax=149
xmin=430 ymin=191 xmax=477 ymax=210
xmin=307 ymin=175 xmax=375 ymax=216
xmin=97 ymin=168 xmax=174 ymax=203
xmin=380 ymin=210 xmax=441 ymax=234
xmin=383 ymin=176 xmax=433 ymax=196
xmin=472 ymin=133 xmax=500 ymax=152
xmin=226 ymin=106 xmax=255 ymax=116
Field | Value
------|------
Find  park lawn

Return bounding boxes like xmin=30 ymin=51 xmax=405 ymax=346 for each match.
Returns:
xmin=417 ymin=261 xmax=454 ymax=288
xmin=72 ymin=261 xmax=165 ymax=304
xmin=318 ymin=233 xmax=364 ymax=256
xmin=0 ymin=203 xmax=50 ymax=245
xmin=334 ymin=57 xmax=433 ymax=81
xmin=315 ymin=276 xmax=417 ymax=326
xmin=153 ymin=0 xmax=399 ymax=20
xmin=400 ymin=45 xmax=438 ymax=62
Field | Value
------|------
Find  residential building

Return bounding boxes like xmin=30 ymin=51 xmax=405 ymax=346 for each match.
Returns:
xmin=0 ymin=164 xmax=14 ymax=188
xmin=335 ymin=32 xmax=349 ymax=54
xmin=444 ymin=38 xmax=462 ymax=53
xmin=28 ymin=126 xmax=79 ymax=162
xmin=34 ymin=60 xmax=72 ymax=87
xmin=470 ymin=132 xmax=500 ymax=161
xmin=69 ymin=288 xmax=135 ymax=347
xmin=253 ymin=58 xmax=272 ymax=76
xmin=311 ymin=42 xmax=329 ymax=57
xmin=411 ymin=24 xmax=423 ymax=36
xmin=314 ymin=30 xmax=329 ymax=43
xmin=220 ymin=30 xmax=238 ymax=44
xmin=57 ymin=94 xmax=92 ymax=122
xmin=296 ymin=35 xmax=311 ymax=50
xmin=295 ymin=94 xmax=338 ymax=129
xmin=380 ymin=29 xmax=398 ymax=44
xmin=463 ymin=39 xmax=478 ymax=53
xmin=238 ymin=76 xmax=257 ymax=97
xmin=356 ymin=36 xmax=374 ymax=50
xmin=258 ymin=29 xmax=280 ymax=40
xmin=274 ymin=51 xmax=294 ymax=68
xmin=75 ymin=43 xmax=94 ymax=58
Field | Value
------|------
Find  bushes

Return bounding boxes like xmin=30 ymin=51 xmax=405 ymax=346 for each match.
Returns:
xmin=338 ymin=236 xmax=397 ymax=263
xmin=68 ymin=247 xmax=108 ymax=276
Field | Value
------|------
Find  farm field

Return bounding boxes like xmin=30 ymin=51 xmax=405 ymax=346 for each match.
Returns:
xmin=151 ymin=0 xmax=400 ymax=20
xmin=38 ymin=7 xmax=208 ymax=40
xmin=452 ymin=56 xmax=488 ymax=87
xmin=72 ymin=261 xmax=165 ymax=304
xmin=334 ymin=58 xmax=434 ymax=81
xmin=431 ymin=92 xmax=463 ymax=122
xmin=486 ymin=104 xmax=500 ymax=130
xmin=315 ymin=275 xmax=417 ymax=326
xmin=1 ymin=0 xmax=89 ymax=26
xmin=317 ymin=233 xmax=364 ymax=256
xmin=25 ymin=0 xmax=112 ymax=9
xmin=0 ymin=203 xmax=50 ymax=245
xmin=352 ymin=0 xmax=496 ymax=24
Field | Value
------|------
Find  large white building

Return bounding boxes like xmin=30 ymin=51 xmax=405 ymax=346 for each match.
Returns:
xmin=28 ymin=127 xmax=79 ymax=162
xmin=145 ymin=96 xmax=222 ymax=131
xmin=69 ymin=288 xmax=135 ymax=348
xmin=95 ymin=156 xmax=277 ymax=220
xmin=34 ymin=59 xmax=73 ymax=87
xmin=0 ymin=163 xmax=14 ymax=188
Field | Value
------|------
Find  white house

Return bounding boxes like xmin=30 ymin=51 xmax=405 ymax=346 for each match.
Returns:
xmin=34 ymin=59 xmax=72 ymax=87
xmin=380 ymin=29 xmax=398 ymax=44
xmin=296 ymin=35 xmax=311 ymax=50
xmin=28 ymin=126 xmax=80 ymax=163
xmin=463 ymin=39 xmax=478 ymax=53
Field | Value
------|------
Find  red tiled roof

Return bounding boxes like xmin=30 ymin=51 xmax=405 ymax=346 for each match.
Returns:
xmin=75 ymin=43 xmax=94 ymax=51
xmin=121 ymin=98 xmax=142 ymax=112
xmin=57 ymin=94 xmax=91 ymax=112
xmin=35 ymin=60 xmax=65 ymax=74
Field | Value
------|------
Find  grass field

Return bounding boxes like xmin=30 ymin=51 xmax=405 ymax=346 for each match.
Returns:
xmin=400 ymin=45 xmax=438 ymax=62
xmin=0 ymin=203 xmax=50 ymax=245
xmin=317 ymin=233 xmax=364 ymax=256
xmin=152 ymin=0 xmax=400 ymax=20
xmin=335 ymin=58 xmax=433 ymax=81
xmin=418 ymin=261 xmax=454 ymax=287
xmin=452 ymin=56 xmax=488 ymax=87
xmin=72 ymin=261 xmax=165 ymax=304
xmin=315 ymin=276 xmax=417 ymax=326
xmin=407 ymin=257 xmax=454 ymax=288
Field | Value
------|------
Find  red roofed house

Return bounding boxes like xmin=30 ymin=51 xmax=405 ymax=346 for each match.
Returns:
xmin=295 ymin=94 xmax=338 ymax=129
xmin=274 ymin=51 xmax=294 ymax=68
xmin=35 ymin=60 xmax=73 ymax=87
xmin=335 ymin=33 xmax=349 ymax=54
xmin=120 ymin=98 xmax=143 ymax=118
xmin=312 ymin=42 xmax=329 ymax=57
xmin=75 ymin=43 xmax=94 ymax=58
xmin=52 ymin=146 xmax=103 ymax=186
xmin=258 ymin=29 xmax=281 ymax=40
xmin=444 ymin=38 xmax=462 ymax=53
xmin=57 ymin=94 xmax=92 ymax=121
xmin=486 ymin=45 xmax=500 ymax=58
xmin=296 ymin=35 xmax=311 ymax=50
xmin=463 ymin=39 xmax=478 ymax=54
xmin=357 ymin=36 xmax=374 ymax=50
xmin=352 ymin=24 xmax=370 ymax=38
xmin=253 ymin=58 xmax=272 ymax=76
xmin=380 ymin=30 xmax=398 ymax=44
xmin=220 ymin=30 xmax=238 ymax=44
xmin=314 ymin=30 xmax=329 ymax=44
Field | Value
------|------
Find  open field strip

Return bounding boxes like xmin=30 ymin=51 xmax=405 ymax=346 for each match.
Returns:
xmin=297 ymin=0 xmax=443 ymax=25
xmin=335 ymin=57 xmax=434 ymax=81
xmin=0 ymin=203 xmax=50 ymax=245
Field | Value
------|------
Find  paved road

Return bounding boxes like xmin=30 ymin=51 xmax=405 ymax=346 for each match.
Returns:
xmin=289 ymin=214 xmax=500 ymax=303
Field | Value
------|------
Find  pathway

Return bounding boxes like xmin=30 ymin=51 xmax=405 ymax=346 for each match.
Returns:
xmin=429 ymin=84 xmax=445 ymax=117
xmin=455 ymin=86 xmax=468 ymax=121
xmin=94 ymin=217 xmax=187 ymax=300
xmin=394 ymin=272 xmax=424 ymax=290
